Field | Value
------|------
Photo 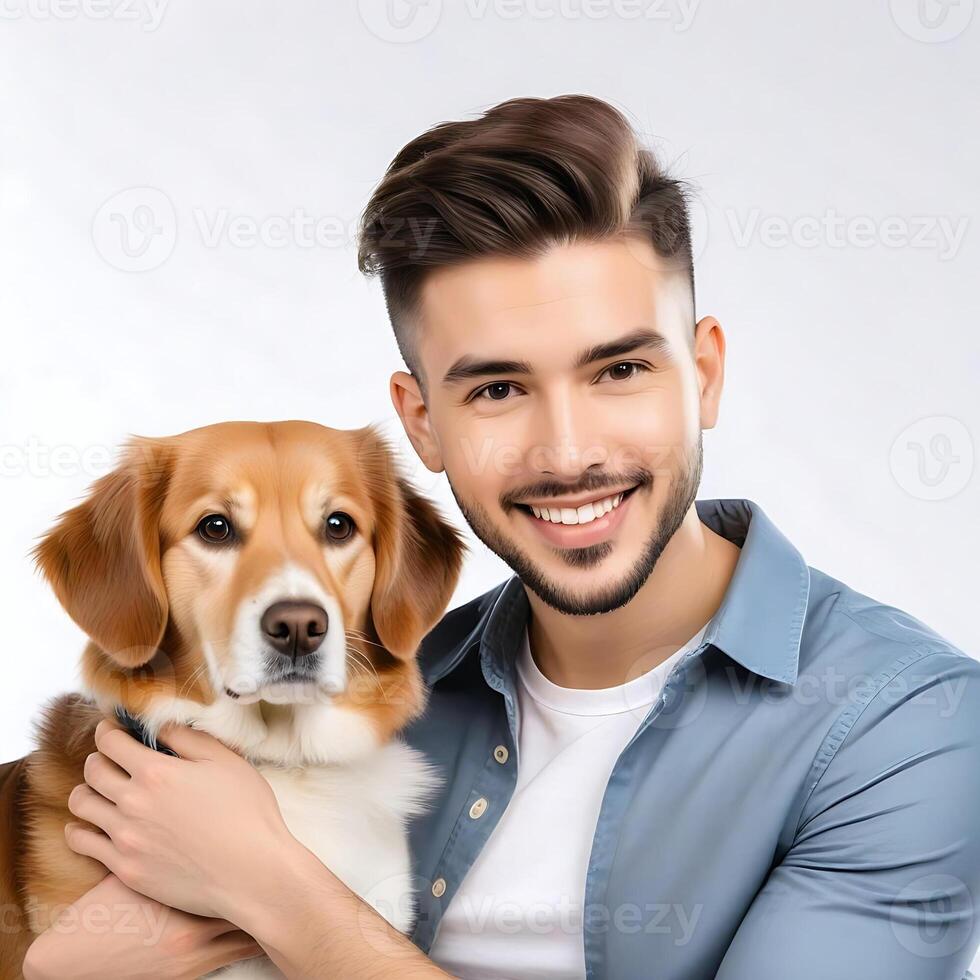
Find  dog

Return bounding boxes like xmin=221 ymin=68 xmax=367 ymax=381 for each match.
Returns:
xmin=0 ymin=420 xmax=466 ymax=979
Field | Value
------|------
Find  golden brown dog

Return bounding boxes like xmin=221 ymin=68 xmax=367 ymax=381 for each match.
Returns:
xmin=0 ymin=420 xmax=466 ymax=979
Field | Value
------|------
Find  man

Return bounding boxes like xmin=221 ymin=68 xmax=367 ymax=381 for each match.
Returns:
xmin=26 ymin=95 xmax=980 ymax=979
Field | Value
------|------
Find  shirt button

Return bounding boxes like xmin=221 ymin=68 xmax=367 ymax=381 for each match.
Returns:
xmin=431 ymin=877 xmax=447 ymax=898
xmin=469 ymin=797 xmax=488 ymax=819
xmin=493 ymin=745 xmax=509 ymax=764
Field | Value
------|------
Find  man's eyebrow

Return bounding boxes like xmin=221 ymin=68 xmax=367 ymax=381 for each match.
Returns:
xmin=441 ymin=328 xmax=673 ymax=387
xmin=572 ymin=328 xmax=673 ymax=369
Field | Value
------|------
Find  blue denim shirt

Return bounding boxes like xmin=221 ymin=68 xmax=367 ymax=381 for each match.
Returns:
xmin=402 ymin=498 xmax=980 ymax=979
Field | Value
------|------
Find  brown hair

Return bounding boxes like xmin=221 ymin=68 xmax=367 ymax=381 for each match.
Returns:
xmin=357 ymin=94 xmax=695 ymax=395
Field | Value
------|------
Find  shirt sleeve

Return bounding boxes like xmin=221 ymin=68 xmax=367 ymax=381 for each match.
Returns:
xmin=715 ymin=649 xmax=980 ymax=980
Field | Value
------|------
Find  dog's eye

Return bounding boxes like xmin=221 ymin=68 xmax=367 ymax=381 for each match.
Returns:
xmin=325 ymin=511 xmax=355 ymax=542
xmin=196 ymin=514 xmax=235 ymax=545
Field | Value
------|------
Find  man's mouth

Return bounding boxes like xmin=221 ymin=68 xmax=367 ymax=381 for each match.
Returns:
xmin=515 ymin=484 xmax=640 ymax=526
xmin=513 ymin=484 xmax=641 ymax=550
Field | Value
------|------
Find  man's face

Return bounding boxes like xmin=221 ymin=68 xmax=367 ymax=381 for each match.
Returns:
xmin=398 ymin=236 xmax=719 ymax=616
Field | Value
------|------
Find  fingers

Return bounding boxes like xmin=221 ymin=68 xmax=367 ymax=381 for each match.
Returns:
xmin=156 ymin=722 xmax=229 ymax=762
xmin=67 ymin=783 xmax=120 ymax=838
xmin=64 ymin=821 xmax=118 ymax=871
xmin=95 ymin=718 xmax=163 ymax=778
xmin=95 ymin=713 xmax=228 ymax=765
xmin=83 ymin=750 xmax=130 ymax=804
xmin=194 ymin=929 xmax=266 ymax=974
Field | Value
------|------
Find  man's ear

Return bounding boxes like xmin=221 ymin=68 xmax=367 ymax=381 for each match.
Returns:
xmin=390 ymin=370 xmax=444 ymax=473
xmin=31 ymin=436 xmax=174 ymax=669
xmin=358 ymin=426 xmax=466 ymax=661
xmin=694 ymin=315 xmax=725 ymax=430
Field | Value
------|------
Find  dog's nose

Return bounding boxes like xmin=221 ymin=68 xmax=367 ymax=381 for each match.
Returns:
xmin=260 ymin=601 xmax=328 ymax=658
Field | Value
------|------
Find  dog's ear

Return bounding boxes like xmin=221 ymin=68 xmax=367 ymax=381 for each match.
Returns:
xmin=360 ymin=429 xmax=466 ymax=661
xmin=32 ymin=436 xmax=174 ymax=669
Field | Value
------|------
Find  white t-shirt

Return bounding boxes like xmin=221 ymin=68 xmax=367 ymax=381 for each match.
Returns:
xmin=429 ymin=620 xmax=711 ymax=979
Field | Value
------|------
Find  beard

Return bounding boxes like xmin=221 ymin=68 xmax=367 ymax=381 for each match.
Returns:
xmin=448 ymin=433 xmax=704 ymax=616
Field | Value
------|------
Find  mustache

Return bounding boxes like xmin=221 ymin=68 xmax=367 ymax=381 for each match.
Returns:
xmin=501 ymin=468 xmax=653 ymax=510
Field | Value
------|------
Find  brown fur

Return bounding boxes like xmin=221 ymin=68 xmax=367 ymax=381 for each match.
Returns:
xmin=0 ymin=758 xmax=32 ymax=979
xmin=0 ymin=420 xmax=466 ymax=977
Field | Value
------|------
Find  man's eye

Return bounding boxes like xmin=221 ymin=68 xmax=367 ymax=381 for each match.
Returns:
xmin=473 ymin=381 xmax=520 ymax=402
xmin=598 ymin=361 xmax=650 ymax=383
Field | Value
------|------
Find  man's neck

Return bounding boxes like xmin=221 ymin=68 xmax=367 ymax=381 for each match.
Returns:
xmin=524 ymin=506 xmax=741 ymax=690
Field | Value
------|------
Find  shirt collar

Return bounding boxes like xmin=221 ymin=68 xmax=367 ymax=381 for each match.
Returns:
xmin=422 ymin=497 xmax=809 ymax=689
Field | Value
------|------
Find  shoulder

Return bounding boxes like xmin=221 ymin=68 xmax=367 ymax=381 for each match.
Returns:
xmin=798 ymin=568 xmax=980 ymax=815
xmin=801 ymin=565 xmax=976 ymax=691
xmin=416 ymin=577 xmax=512 ymax=684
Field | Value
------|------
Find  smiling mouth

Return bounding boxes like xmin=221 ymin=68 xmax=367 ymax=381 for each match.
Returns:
xmin=515 ymin=484 xmax=640 ymax=526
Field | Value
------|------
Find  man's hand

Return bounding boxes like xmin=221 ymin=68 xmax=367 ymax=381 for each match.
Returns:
xmin=63 ymin=716 xmax=294 ymax=920
xmin=21 ymin=872 xmax=264 ymax=980
xmin=61 ymin=715 xmax=453 ymax=978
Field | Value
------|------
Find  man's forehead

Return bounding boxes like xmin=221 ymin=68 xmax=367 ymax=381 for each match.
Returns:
xmin=416 ymin=243 xmax=691 ymax=379
xmin=419 ymin=237 xmax=672 ymax=314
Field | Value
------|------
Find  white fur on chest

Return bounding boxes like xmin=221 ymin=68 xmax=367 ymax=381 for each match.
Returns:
xmin=264 ymin=737 xmax=442 ymax=924
xmin=205 ymin=738 xmax=442 ymax=979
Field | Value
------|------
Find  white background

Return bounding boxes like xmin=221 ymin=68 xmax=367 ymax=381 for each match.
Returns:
xmin=1 ymin=0 xmax=978 ymax=965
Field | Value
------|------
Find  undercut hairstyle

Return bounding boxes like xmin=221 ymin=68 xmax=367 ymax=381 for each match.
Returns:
xmin=357 ymin=94 xmax=696 ymax=398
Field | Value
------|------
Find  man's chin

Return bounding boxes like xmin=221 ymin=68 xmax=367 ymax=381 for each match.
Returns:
xmin=525 ymin=576 xmax=643 ymax=616
xmin=509 ymin=550 xmax=648 ymax=615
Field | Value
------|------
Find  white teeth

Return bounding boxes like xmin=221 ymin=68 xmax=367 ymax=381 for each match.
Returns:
xmin=528 ymin=491 xmax=627 ymax=526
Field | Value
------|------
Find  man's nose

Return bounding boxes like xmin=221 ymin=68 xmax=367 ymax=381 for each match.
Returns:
xmin=260 ymin=600 xmax=329 ymax=658
xmin=530 ymin=392 xmax=607 ymax=475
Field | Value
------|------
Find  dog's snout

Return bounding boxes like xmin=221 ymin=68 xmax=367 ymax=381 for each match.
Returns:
xmin=261 ymin=600 xmax=328 ymax=658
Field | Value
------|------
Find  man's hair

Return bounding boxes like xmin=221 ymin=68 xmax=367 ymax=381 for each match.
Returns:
xmin=357 ymin=94 xmax=695 ymax=395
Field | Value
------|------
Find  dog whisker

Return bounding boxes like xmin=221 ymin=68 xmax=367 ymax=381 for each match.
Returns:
xmin=343 ymin=644 xmax=392 ymax=706
xmin=177 ymin=660 xmax=209 ymax=701
xmin=344 ymin=630 xmax=389 ymax=653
